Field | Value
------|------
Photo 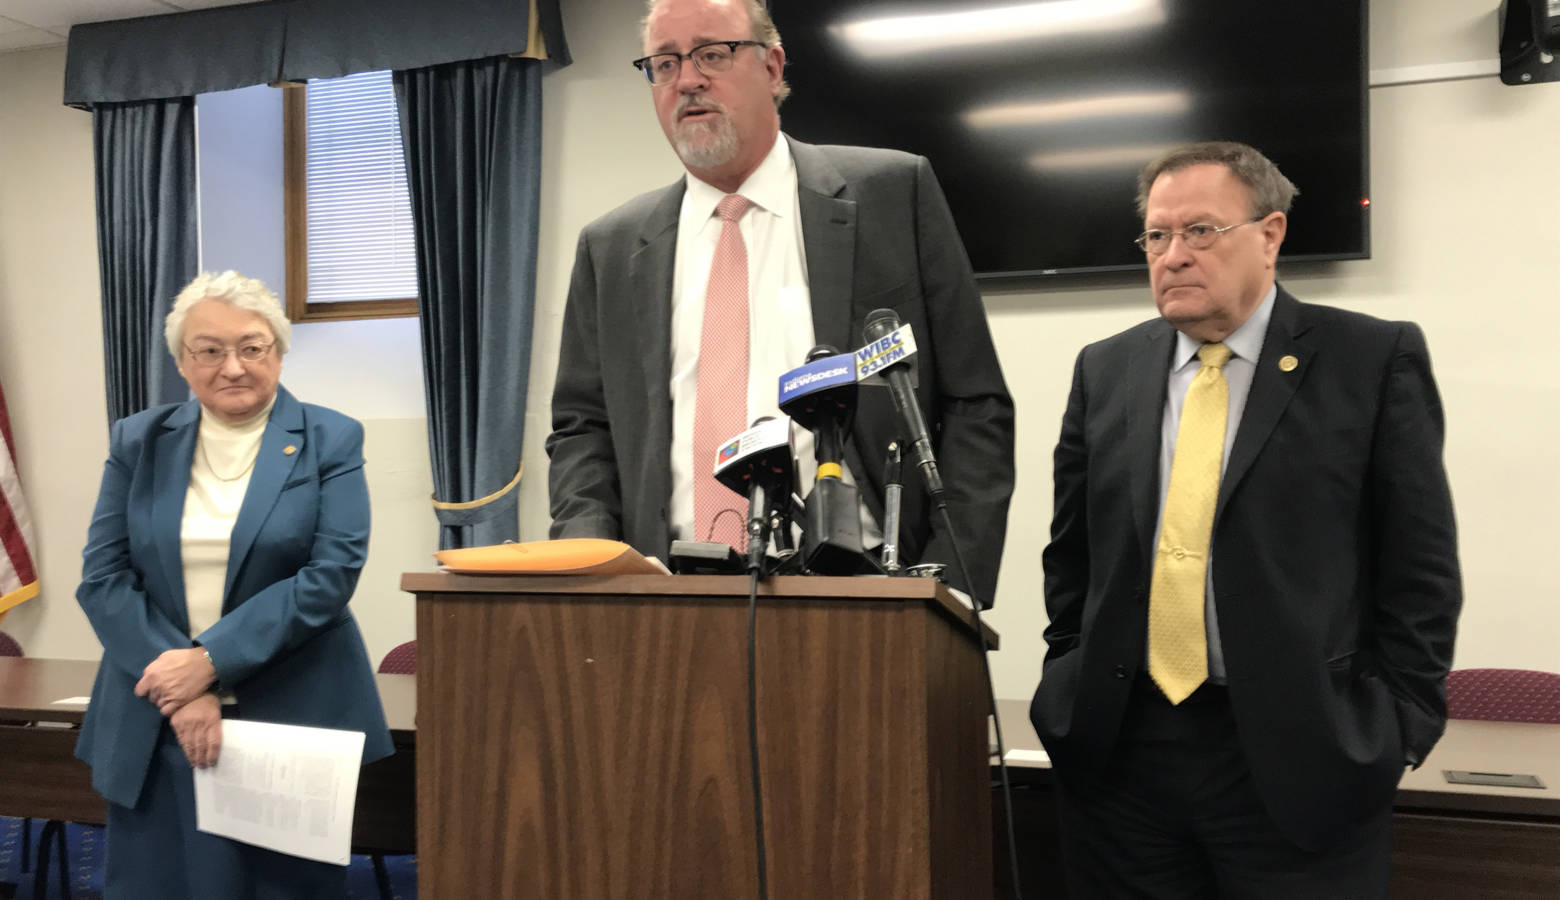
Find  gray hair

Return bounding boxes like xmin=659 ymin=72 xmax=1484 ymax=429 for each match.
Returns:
xmin=164 ymin=270 xmax=291 ymax=359
xmin=642 ymin=0 xmax=791 ymax=107
xmin=1136 ymin=141 xmax=1299 ymax=220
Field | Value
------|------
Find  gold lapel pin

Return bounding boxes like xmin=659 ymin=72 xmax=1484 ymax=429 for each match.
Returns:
xmin=1278 ymin=355 xmax=1299 ymax=372
xmin=283 ymin=444 xmax=297 ymax=456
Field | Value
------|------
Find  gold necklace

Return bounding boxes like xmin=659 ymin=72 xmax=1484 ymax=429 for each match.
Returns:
xmin=198 ymin=438 xmax=258 ymax=483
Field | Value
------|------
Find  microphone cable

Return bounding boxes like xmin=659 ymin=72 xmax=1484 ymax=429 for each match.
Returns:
xmin=746 ymin=565 xmax=771 ymax=900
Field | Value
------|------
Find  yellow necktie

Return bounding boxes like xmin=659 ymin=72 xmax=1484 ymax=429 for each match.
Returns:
xmin=1148 ymin=342 xmax=1233 ymax=704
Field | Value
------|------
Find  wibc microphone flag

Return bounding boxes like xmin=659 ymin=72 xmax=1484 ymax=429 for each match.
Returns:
xmin=853 ymin=321 xmax=918 ymax=387
xmin=774 ymin=327 xmax=921 ymax=406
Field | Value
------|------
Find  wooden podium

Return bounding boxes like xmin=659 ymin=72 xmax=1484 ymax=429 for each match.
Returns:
xmin=401 ymin=571 xmax=996 ymax=900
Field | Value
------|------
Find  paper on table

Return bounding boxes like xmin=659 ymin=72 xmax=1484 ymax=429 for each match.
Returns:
xmin=193 ymin=719 xmax=366 ymax=865
xmin=1004 ymin=748 xmax=1052 ymax=767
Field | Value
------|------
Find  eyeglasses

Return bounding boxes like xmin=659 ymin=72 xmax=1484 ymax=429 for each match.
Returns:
xmin=631 ymin=40 xmax=766 ymax=86
xmin=1134 ymin=216 xmax=1265 ymax=254
xmin=183 ymin=342 xmax=274 ymax=367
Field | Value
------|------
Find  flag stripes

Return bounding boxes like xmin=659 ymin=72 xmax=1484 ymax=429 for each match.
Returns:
xmin=0 ymin=380 xmax=38 ymax=621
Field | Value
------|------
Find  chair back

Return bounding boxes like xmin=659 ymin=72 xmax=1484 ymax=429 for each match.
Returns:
xmin=378 ymin=640 xmax=416 ymax=675
xmin=0 ymin=630 xmax=21 ymax=657
xmin=1445 ymin=668 xmax=1560 ymax=724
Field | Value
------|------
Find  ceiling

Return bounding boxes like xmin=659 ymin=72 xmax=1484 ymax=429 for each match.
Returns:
xmin=0 ymin=0 xmax=256 ymax=53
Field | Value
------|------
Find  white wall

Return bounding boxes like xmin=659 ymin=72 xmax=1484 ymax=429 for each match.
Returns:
xmin=2 ymin=0 xmax=1557 ymax=706
xmin=0 ymin=45 xmax=104 ymax=659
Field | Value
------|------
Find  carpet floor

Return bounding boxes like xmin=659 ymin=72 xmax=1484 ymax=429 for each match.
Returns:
xmin=0 ymin=816 xmax=416 ymax=899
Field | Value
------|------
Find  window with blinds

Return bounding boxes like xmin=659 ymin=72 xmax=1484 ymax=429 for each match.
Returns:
xmin=284 ymin=70 xmax=419 ymax=321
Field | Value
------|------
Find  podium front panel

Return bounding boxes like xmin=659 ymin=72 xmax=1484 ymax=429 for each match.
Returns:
xmin=406 ymin=573 xmax=994 ymax=900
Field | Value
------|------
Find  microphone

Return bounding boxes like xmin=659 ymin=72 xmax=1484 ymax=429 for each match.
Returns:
xmin=881 ymin=440 xmax=904 ymax=573
xmin=777 ymin=346 xmax=871 ymax=575
xmin=713 ymin=416 xmax=797 ymax=573
xmin=860 ymin=309 xmax=944 ymax=502
xmin=778 ymin=345 xmax=857 ymax=461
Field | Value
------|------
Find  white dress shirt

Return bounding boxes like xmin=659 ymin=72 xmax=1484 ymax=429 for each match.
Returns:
xmin=668 ymin=134 xmax=880 ymax=546
xmin=1154 ymin=284 xmax=1275 ymax=681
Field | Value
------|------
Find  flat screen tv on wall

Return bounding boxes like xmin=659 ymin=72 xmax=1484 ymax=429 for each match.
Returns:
xmin=770 ymin=0 xmax=1370 ymax=278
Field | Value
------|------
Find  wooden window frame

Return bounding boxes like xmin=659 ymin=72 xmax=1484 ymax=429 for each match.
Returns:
xmin=282 ymin=83 xmax=419 ymax=323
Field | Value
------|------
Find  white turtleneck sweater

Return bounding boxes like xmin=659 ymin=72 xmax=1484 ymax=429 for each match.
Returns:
xmin=180 ymin=397 xmax=275 ymax=639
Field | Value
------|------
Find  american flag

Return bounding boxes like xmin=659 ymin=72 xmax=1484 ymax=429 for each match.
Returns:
xmin=0 ymin=379 xmax=38 ymax=626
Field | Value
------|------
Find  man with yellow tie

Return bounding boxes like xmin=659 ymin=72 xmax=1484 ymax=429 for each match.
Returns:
xmin=1030 ymin=142 xmax=1462 ymax=898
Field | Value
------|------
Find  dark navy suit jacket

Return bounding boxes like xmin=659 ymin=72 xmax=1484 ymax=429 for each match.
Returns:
xmin=75 ymin=385 xmax=392 ymax=809
xmin=1031 ymin=287 xmax=1462 ymax=850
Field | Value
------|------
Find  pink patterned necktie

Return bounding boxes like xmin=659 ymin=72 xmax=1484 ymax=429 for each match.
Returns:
xmin=692 ymin=193 xmax=753 ymax=551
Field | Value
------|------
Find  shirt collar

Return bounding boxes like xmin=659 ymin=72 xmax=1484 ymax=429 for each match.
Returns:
xmin=682 ymin=133 xmax=793 ymax=226
xmin=1172 ymin=283 xmax=1277 ymax=371
xmin=198 ymin=394 xmax=276 ymax=436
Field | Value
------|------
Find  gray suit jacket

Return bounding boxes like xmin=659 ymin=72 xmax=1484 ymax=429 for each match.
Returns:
xmin=546 ymin=137 xmax=1014 ymax=602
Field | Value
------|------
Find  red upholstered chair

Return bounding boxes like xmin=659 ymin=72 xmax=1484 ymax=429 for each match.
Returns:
xmin=1445 ymin=668 xmax=1560 ymax=725
xmin=0 ymin=630 xmax=21 ymax=657
xmin=378 ymin=640 xmax=417 ymax=675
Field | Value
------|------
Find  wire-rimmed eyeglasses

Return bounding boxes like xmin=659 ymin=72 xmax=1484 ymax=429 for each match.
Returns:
xmin=1134 ymin=216 xmax=1266 ymax=255
xmin=183 ymin=342 xmax=274 ymax=367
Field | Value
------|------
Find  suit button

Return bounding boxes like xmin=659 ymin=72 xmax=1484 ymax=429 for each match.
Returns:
xmin=1113 ymin=665 xmax=1128 ymax=679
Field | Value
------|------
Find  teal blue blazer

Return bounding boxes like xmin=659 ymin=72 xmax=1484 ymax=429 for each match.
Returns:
xmin=75 ymin=385 xmax=393 ymax=809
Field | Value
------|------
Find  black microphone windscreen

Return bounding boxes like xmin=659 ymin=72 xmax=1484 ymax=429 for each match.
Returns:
xmin=863 ymin=308 xmax=901 ymax=342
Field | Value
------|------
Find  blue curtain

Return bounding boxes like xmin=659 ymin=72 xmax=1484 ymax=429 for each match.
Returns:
xmin=394 ymin=57 xmax=542 ymax=549
xmin=64 ymin=0 xmax=570 ymax=108
xmin=92 ymin=99 xmax=198 ymax=425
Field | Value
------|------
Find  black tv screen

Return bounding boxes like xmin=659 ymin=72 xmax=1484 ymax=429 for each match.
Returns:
xmin=770 ymin=0 xmax=1369 ymax=278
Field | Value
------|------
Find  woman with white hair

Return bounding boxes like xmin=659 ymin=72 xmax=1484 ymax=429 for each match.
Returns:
xmin=74 ymin=271 xmax=392 ymax=897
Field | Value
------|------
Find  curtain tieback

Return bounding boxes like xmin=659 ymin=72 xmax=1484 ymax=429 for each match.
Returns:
xmin=430 ymin=462 xmax=523 ymax=527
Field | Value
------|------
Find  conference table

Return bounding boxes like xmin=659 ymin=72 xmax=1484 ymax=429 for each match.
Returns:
xmin=988 ymin=698 xmax=1560 ymax=899
xmin=0 ymin=657 xmax=417 ymax=855
xmin=4 ymin=660 xmax=1557 ymax=898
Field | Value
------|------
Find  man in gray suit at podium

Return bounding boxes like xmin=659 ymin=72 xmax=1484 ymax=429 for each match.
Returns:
xmin=546 ymin=0 xmax=1014 ymax=602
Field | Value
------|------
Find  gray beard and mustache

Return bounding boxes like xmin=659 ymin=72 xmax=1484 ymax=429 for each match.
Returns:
xmin=671 ymin=93 xmax=739 ymax=170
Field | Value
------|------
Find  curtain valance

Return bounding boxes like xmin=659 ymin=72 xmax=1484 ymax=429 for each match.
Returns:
xmin=64 ymin=0 xmax=570 ymax=108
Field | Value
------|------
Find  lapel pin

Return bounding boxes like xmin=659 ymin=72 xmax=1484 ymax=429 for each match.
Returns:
xmin=283 ymin=444 xmax=297 ymax=456
xmin=1278 ymin=355 xmax=1299 ymax=372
